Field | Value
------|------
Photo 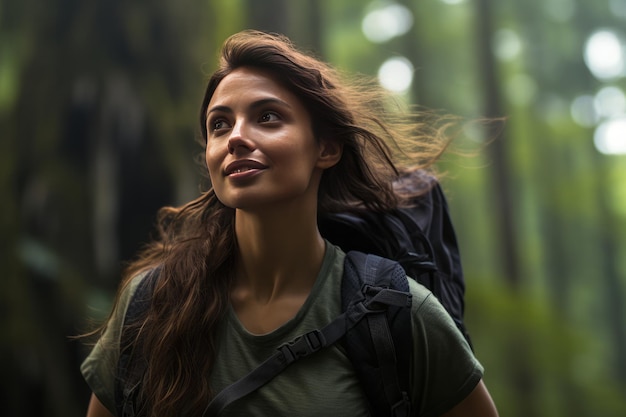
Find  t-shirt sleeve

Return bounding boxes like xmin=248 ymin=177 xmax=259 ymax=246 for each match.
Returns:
xmin=80 ymin=272 xmax=146 ymax=414
xmin=408 ymin=280 xmax=484 ymax=417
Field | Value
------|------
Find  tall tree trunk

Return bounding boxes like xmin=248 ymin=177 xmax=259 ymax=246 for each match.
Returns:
xmin=474 ymin=1 xmax=535 ymax=416
xmin=302 ymin=0 xmax=323 ymax=54
xmin=474 ymin=0 xmax=520 ymax=287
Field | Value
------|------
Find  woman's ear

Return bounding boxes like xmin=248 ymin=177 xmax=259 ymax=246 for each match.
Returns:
xmin=317 ymin=139 xmax=343 ymax=169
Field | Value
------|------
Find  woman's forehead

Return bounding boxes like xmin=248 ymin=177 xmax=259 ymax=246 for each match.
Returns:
xmin=208 ymin=67 xmax=305 ymax=112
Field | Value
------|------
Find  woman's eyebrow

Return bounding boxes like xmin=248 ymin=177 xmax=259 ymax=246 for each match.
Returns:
xmin=206 ymin=97 xmax=292 ymax=116
xmin=249 ymin=97 xmax=292 ymax=111
xmin=206 ymin=104 xmax=231 ymax=116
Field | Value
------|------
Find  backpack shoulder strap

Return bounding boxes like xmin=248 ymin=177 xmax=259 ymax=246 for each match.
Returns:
xmin=115 ymin=266 xmax=161 ymax=417
xmin=202 ymin=253 xmax=412 ymax=416
xmin=342 ymin=251 xmax=413 ymax=417
xmin=115 ymin=256 xmax=414 ymax=417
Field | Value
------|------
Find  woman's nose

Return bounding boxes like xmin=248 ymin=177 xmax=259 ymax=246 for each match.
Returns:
xmin=227 ymin=120 xmax=255 ymax=154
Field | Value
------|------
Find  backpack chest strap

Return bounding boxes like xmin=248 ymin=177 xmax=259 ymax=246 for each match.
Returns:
xmin=201 ymin=282 xmax=410 ymax=416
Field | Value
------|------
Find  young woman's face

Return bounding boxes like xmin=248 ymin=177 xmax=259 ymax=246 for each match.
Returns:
xmin=205 ymin=67 xmax=331 ymax=211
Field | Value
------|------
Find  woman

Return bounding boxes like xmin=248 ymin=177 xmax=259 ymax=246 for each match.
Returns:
xmin=82 ymin=30 xmax=499 ymax=417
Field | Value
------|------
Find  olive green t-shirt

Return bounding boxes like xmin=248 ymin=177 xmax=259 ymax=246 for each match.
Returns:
xmin=81 ymin=242 xmax=483 ymax=416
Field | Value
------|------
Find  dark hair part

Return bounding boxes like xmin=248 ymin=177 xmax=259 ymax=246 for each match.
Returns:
xmin=94 ymin=30 xmax=451 ymax=417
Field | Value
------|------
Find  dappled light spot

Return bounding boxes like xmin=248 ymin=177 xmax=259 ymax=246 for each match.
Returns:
xmin=361 ymin=2 xmax=413 ymax=43
xmin=570 ymin=87 xmax=626 ymax=131
xmin=571 ymin=95 xmax=599 ymax=127
xmin=594 ymin=86 xmax=626 ymax=119
xmin=594 ymin=117 xmax=626 ymax=154
xmin=377 ymin=56 xmax=414 ymax=93
xmin=493 ymin=29 xmax=523 ymax=62
xmin=584 ymin=29 xmax=626 ymax=80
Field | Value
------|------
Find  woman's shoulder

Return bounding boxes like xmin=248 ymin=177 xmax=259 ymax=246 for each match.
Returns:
xmin=119 ymin=267 xmax=159 ymax=310
xmin=98 ymin=266 xmax=161 ymax=341
xmin=79 ymin=267 xmax=159 ymax=414
xmin=407 ymin=278 xmax=452 ymax=323
xmin=407 ymin=279 xmax=434 ymax=304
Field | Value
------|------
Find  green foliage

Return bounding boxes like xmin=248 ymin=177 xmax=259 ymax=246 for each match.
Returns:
xmin=467 ymin=278 xmax=626 ymax=417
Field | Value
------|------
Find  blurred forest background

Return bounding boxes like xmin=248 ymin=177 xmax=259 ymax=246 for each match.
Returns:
xmin=2 ymin=0 xmax=626 ymax=416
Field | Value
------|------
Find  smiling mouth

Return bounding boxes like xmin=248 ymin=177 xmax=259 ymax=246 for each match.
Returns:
xmin=226 ymin=166 xmax=265 ymax=177
xmin=225 ymin=167 xmax=266 ymax=182
xmin=230 ymin=167 xmax=255 ymax=174
xmin=224 ymin=160 xmax=268 ymax=177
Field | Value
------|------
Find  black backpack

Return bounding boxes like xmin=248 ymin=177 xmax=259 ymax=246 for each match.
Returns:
xmin=318 ymin=179 xmax=470 ymax=344
xmin=115 ymin=179 xmax=468 ymax=417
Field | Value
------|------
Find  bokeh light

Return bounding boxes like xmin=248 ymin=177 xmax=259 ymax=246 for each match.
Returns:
xmin=571 ymin=95 xmax=599 ymax=127
xmin=584 ymin=29 xmax=626 ymax=80
xmin=493 ymin=29 xmax=523 ymax=62
xmin=594 ymin=117 xmax=626 ymax=154
xmin=378 ymin=56 xmax=414 ymax=93
xmin=594 ymin=86 xmax=626 ymax=119
xmin=362 ymin=3 xmax=413 ymax=43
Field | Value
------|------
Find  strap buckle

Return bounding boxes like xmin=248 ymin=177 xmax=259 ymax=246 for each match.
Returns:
xmin=278 ymin=329 xmax=326 ymax=364
xmin=391 ymin=391 xmax=411 ymax=417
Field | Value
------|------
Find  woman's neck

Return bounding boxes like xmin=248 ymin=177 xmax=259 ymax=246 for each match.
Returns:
xmin=233 ymin=206 xmax=326 ymax=303
xmin=229 ymin=206 xmax=326 ymax=334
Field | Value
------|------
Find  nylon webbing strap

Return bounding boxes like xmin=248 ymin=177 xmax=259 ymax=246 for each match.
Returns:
xmin=367 ymin=313 xmax=410 ymax=417
xmin=201 ymin=286 xmax=410 ymax=416
xmin=202 ymin=311 xmax=345 ymax=416
xmin=361 ymin=254 xmax=411 ymax=417
xmin=117 ymin=266 xmax=162 ymax=417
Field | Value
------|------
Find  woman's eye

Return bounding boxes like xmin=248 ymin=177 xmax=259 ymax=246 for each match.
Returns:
xmin=211 ymin=119 xmax=229 ymax=132
xmin=259 ymin=112 xmax=280 ymax=123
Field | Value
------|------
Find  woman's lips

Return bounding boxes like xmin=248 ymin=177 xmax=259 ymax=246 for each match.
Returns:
xmin=224 ymin=159 xmax=268 ymax=177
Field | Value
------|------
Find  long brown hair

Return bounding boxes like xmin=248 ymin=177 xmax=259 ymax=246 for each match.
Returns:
xmin=104 ymin=30 xmax=452 ymax=417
